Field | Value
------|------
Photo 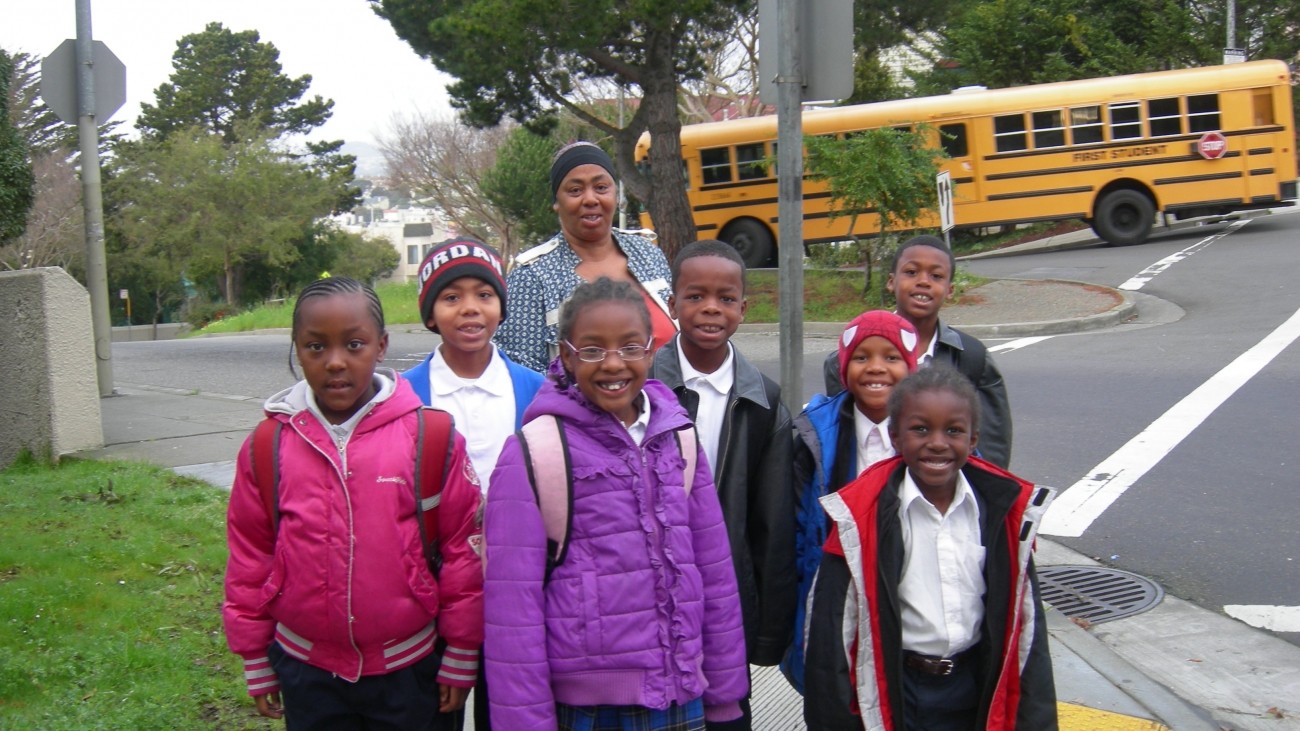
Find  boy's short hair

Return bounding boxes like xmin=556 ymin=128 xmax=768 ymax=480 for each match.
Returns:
xmin=887 ymin=362 xmax=981 ymax=436
xmin=671 ymin=239 xmax=747 ymax=292
xmin=416 ymin=237 xmax=507 ymax=333
xmin=891 ymin=234 xmax=956 ymax=275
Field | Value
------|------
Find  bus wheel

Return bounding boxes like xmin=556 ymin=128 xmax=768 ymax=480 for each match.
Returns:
xmin=1093 ymin=190 xmax=1154 ymax=246
xmin=721 ymin=219 xmax=775 ymax=268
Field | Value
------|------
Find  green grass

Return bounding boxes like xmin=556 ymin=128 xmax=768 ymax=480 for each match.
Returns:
xmin=745 ymin=267 xmax=984 ymax=323
xmin=0 ymin=457 xmax=275 ymax=730
xmin=194 ymin=281 xmax=420 ymax=336
xmin=194 ymin=267 xmax=990 ymax=335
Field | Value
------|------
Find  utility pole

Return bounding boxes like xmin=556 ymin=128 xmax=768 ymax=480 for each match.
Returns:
xmin=75 ymin=0 xmax=114 ymax=396
xmin=1226 ymin=0 xmax=1235 ymax=49
xmin=776 ymin=0 xmax=804 ymax=414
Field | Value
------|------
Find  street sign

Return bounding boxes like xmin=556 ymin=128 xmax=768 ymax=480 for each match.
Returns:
xmin=936 ymin=171 xmax=955 ymax=232
xmin=758 ymin=0 xmax=854 ymax=104
xmin=1223 ymin=48 xmax=1246 ymax=64
xmin=40 ymin=39 xmax=126 ymax=123
xmin=1197 ymin=131 xmax=1228 ymax=160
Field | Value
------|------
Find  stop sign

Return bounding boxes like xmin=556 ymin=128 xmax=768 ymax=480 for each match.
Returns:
xmin=1197 ymin=131 xmax=1227 ymax=160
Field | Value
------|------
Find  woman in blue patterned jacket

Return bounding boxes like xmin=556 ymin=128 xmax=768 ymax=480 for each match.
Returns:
xmin=494 ymin=141 xmax=677 ymax=372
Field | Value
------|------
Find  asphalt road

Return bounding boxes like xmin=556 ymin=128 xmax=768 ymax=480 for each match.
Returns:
xmin=110 ymin=208 xmax=1300 ymax=649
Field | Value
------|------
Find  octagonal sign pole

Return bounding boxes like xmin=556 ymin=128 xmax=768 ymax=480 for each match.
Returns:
xmin=1197 ymin=131 xmax=1228 ymax=160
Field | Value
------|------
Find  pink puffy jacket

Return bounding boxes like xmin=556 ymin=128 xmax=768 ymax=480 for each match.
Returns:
xmin=223 ymin=375 xmax=483 ymax=696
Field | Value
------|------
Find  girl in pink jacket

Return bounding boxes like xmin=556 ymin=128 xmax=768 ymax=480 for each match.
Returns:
xmin=223 ymin=277 xmax=484 ymax=729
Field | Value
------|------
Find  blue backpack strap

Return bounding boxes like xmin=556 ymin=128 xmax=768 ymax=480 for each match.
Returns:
xmin=414 ymin=407 xmax=454 ymax=574
xmin=519 ymin=415 xmax=573 ymax=582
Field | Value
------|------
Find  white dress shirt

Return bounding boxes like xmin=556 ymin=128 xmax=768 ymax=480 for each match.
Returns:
xmin=624 ymin=391 xmax=652 ymax=446
xmin=853 ymin=409 xmax=894 ymax=475
xmin=676 ymin=339 xmax=734 ymax=478
xmin=427 ymin=345 xmax=515 ymax=493
xmin=897 ymin=469 xmax=985 ymax=657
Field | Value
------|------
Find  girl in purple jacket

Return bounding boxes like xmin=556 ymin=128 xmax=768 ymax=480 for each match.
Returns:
xmin=484 ymin=277 xmax=750 ymax=730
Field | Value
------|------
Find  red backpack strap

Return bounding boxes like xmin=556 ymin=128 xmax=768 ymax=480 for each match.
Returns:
xmin=414 ymin=407 xmax=454 ymax=573
xmin=250 ymin=418 xmax=283 ymax=535
xmin=518 ymin=415 xmax=573 ymax=581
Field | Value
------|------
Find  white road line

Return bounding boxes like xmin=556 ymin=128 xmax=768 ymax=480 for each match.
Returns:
xmin=1224 ymin=605 xmax=1300 ymax=633
xmin=1041 ymin=305 xmax=1300 ymax=537
xmin=989 ymin=336 xmax=1055 ymax=354
xmin=1118 ymin=219 xmax=1250 ymax=291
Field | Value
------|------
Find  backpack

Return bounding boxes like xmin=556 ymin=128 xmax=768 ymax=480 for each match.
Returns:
xmin=516 ymin=415 xmax=697 ymax=580
xmin=249 ymin=408 xmax=455 ymax=572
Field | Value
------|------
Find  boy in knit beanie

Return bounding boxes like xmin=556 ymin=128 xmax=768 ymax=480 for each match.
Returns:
xmin=400 ymin=237 xmax=544 ymax=730
xmin=783 ymin=310 xmax=920 ymax=694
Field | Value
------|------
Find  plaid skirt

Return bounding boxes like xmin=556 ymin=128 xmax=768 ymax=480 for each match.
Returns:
xmin=556 ymin=698 xmax=705 ymax=731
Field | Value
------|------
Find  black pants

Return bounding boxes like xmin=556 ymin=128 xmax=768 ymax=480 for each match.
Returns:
xmin=900 ymin=658 xmax=978 ymax=731
xmin=269 ymin=641 xmax=465 ymax=731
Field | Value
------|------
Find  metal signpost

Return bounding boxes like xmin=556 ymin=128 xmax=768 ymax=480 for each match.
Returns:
xmin=39 ymin=0 xmax=124 ymax=397
xmin=759 ymin=0 xmax=852 ymax=413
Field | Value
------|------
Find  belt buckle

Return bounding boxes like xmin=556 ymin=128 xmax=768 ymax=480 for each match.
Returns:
xmin=934 ymin=658 xmax=955 ymax=676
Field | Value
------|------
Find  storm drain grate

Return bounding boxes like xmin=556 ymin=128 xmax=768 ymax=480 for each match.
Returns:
xmin=1037 ymin=565 xmax=1164 ymax=624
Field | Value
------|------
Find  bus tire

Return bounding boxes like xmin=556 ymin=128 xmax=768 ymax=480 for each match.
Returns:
xmin=1093 ymin=190 xmax=1154 ymax=246
xmin=721 ymin=219 xmax=775 ymax=268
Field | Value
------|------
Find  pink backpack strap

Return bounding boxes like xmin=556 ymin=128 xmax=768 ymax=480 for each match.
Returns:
xmin=519 ymin=415 xmax=573 ymax=576
xmin=676 ymin=426 xmax=698 ymax=497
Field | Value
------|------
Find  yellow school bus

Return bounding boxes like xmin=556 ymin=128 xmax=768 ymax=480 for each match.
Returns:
xmin=636 ymin=60 xmax=1297 ymax=267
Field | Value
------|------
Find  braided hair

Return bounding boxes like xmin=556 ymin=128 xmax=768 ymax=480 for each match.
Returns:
xmin=287 ymin=277 xmax=385 ymax=377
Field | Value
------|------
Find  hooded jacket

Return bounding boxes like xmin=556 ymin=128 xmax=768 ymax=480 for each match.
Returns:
xmin=786 ymin=389 xmax=857 ymax=693
xmin=223 ymin=372 xmax=484 ymax=696
xmin=649 ymin=333 xmax=796 ymax=666
xmin=483 ymin=364 xmax=749 ymax=730
xmin=804 ymin=457 xmax=1057 ymax=731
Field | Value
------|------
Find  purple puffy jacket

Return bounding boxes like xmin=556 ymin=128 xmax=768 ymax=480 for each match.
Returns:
xmin=484 ymin=370 xmax=749 ymax=730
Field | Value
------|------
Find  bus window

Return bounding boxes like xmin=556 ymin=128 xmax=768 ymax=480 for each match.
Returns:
xmin=1070 ymin=106 xmax=1103 ymax=144
xmin=940 ymin=123 xmax=968 ymax=157
xmin=700 ymin=147 xmax=732 ymax=185
xmin=1190 ymin=93 xmax=1223 ymax=131
xmin=1148 ymin=98 xmax=1183 ymax=137
xmin=1032 ymin=110 xmax=1066 ymax=148
xmin=1109 ymin=101 xmax=1142 ymax=140
xmin=994 ymin=113 xmax=1028 ymax=152
xmin=736 ymin=142 xmax=769 ymax=180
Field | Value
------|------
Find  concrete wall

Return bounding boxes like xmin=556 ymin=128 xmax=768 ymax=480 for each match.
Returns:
xmin=0 ymin=268 xmax=103 ymax=468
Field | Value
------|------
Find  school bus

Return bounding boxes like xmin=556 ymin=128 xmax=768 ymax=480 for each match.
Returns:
xmin=635 ymin=60 xmax=1297 ymax=267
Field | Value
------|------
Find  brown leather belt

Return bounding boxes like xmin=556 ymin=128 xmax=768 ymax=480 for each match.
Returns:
xmin=903 ymin=649 xmax=970 ymax=676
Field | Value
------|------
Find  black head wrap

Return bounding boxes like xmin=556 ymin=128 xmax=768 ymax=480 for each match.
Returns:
xmin=550 ymin=142 xmax=617 ymax=198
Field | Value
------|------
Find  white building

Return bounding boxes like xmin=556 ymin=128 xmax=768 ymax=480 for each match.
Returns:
xmin=331 ymin=204 xmax=458 ymax=284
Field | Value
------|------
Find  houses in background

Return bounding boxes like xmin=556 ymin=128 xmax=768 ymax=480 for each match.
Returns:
xmin=330 ymin=191 xmax=458 ymax=284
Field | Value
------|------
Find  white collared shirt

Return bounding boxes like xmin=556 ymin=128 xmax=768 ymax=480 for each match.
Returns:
xmin=676 ymin=339 xmax=734 ymax=478
xmin=427 ymin=345 xmax=515 ymax=494
xmin=897 ymin=468 xmax=985 ymax=657
xmin=624 ymin=392 xmax=652 ymax=446
xmin=853 ymin=409 xmax=894 ymax=475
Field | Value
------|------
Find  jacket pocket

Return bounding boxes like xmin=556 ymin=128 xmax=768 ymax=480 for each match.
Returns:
xmin=257 ymin=550 xmax=287 ymax=611
xmin=580 ymin=570 xmax=602 ymax=655
xmin=403 ymin=549 xmax=441 ymax=616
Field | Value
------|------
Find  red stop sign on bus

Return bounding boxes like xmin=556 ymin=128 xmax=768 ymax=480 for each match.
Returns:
xmin=1197 ymin=131 xmax=1227 ymax=160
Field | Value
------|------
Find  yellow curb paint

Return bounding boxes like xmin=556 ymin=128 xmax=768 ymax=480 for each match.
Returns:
xmin=1059 ymin=701 xmax=1171 ymax=730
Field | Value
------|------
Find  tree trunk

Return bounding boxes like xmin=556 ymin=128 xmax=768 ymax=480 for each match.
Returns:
xmin=224 ymin=251 xmax=237 ymax=306
xmin=637 ymin=31 xmax=695 ymax=264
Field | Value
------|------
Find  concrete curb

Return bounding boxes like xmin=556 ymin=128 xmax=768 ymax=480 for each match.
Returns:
xmin=1045 ymin=605 xmax=1221 ymax=731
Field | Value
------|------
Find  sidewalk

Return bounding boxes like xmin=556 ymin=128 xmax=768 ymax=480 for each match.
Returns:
xmin=79 ymin=223 xmax=1300 ymax=729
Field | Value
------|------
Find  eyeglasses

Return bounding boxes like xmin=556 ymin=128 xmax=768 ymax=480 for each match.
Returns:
xmin=564 ymin=339 xmax=654 ymax=363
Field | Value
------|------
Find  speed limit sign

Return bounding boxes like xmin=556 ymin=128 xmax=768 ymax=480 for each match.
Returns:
xmin=936 ymin=171 xmax=955 ymax=233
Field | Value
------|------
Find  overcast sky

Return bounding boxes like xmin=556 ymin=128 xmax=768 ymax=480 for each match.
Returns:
xmin=1 ymin=0 xmax=456 ymax=149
